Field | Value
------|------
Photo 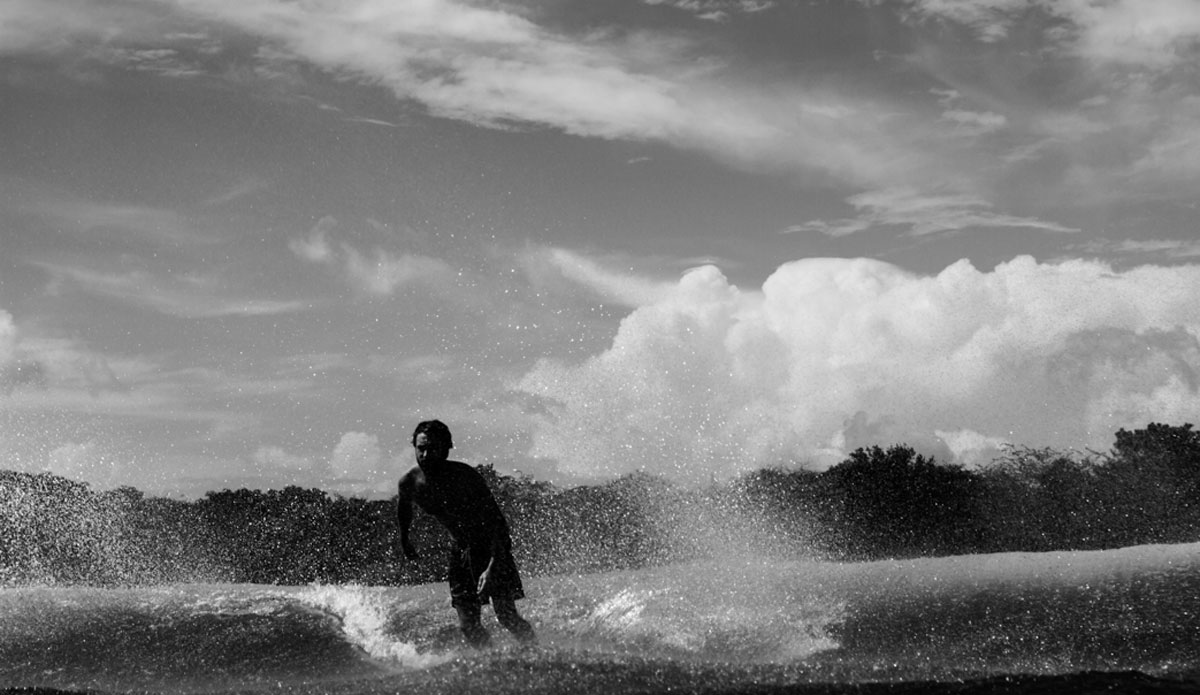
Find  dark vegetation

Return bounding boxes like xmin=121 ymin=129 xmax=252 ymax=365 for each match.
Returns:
xmin=2 ymin=423 xmax=1198 ymax=586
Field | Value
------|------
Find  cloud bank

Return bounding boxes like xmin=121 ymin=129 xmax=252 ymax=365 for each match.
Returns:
xmin=516 ymin=256 xmax=1200 ymax=483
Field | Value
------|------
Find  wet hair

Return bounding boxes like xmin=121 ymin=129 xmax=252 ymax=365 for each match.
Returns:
xmin=412 ymin=419 xmax=453 ymax=449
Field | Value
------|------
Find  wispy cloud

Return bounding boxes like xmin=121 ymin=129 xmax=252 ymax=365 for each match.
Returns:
xmin=341 ymin=245 xmax=452 ymax=297
xmin=1074 ymin=237 xmax=1200 ymax=261
xmin=289 ymin=216 xmax=453 ymax=297
xmin=785 ymin=188 xmax=1079 ymax=238
xmin=941 ymin=108 xmax=1007 ymax=135
xmin=288 ymin=220 xmax=335 ymax=263
xmin=524 ymin=247 xmax=675 ymax=308
xmin=0 ymin=0 xmax=165 ymax=55
xmin=900 ymin=0 xmax=1032 ymax=43
xmin=1052 ymin=0 xmax=1200 ymax=69
xmin=5 ymin=0 xmax=1200 ymax=218
xmin=0 ymin=0 xmax=955 ymax=194
xmin=343 ymin=115 xmax=405 ymax=128
xmin=110 ymin=47 xmax=206 ymax=77
xmin=203 ymin=177 xmax=271 ymax=207
xmin=642 ymin=0 xmax=776 ymax=22
xmin=931 ymin=88 xmax=1007 ymax=136
xmin=10 ymin=185 xmax=215 ymax=247
xmin=30 ymin=261 xmax=309 ymax=318
xmin=903 ymin=0 xmax=1200 ymax=66
xmin=3 ymin=333 xmax=225 ymax=427
xmin=902 ymin=0 xmax=1200 ymax=206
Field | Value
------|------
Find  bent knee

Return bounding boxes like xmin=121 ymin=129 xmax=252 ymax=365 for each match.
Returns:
xmin=492 ymin=598 xmax=517 ymax=615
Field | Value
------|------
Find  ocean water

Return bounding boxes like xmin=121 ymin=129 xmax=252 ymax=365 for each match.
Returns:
xmin=2 ymin=542 xmax=1200 ymax=694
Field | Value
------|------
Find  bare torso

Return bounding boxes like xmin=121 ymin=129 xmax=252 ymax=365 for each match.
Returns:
xmin=400 ymin=460 xmax=507 ymax=547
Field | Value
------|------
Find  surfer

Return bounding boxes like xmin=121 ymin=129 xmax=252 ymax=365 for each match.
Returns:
xmin=396 ymin=419 xmax=536 ymax=647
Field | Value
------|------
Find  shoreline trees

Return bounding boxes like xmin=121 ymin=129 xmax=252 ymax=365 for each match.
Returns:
xmin=2 ymin=423 xmax=1198 ymax=586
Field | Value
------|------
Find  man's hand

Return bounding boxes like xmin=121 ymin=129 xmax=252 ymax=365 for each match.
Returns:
xmin=477 ymin=557 xmax=496 ymax=596
xmin=401 ymin=539 xmax=419 ymax=561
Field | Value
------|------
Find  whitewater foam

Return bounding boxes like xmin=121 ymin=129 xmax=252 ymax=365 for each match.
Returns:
xmin=4 ymin=545 xmax=1199 ymax=694
xmin=555 ymin=563 xmax=845 ymax=663
xmin=298 ymin=584 xmax=455 ymax=669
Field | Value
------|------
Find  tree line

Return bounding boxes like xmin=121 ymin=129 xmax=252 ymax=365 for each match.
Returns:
xmin=2 ymin=423 xmax=1198 ymax=586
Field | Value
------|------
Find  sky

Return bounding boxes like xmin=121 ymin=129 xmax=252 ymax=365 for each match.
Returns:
xmin=2 ymin=0 xmax=1200 ymax=498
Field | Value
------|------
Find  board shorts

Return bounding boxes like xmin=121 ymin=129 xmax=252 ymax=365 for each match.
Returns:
xmin=447 ymin=537 xmax=525 ymax=608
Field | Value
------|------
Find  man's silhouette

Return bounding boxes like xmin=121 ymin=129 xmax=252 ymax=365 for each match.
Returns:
xmin=397 ymin=420 xmax=535 ymax=647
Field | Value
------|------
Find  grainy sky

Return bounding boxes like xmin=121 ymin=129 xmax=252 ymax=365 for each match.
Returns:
xmin=3 ymin=0 xmax=1200 ymax=497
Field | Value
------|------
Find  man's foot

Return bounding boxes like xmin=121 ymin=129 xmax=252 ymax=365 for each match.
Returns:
xmin=493 ymin=599 xmax=537 ymax=644
xmin=462 ymin=624 xmax=491 ymax=648
xmin=511 ymin=625 xmax=537 ymax=645
xmin=457 ymin=604 xmax=491 ymax=648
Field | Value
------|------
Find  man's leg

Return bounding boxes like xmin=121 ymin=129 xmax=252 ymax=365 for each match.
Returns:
xmin=493 ymin=598 xmax=536 ymax=644
xmin=449 ymin=547 xmax=490 ymax=647
xmin=455 ymin=601 xmax=491 ymax=647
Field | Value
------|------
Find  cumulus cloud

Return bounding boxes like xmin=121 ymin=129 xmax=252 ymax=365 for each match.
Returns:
xmin=247 ymin=438 xmax=397 ymax=495
xmin=515 ymin=256 xmax=1200 ymax=483
xmin=933 ymin=428 xmax=1008 ymax=468
xmin=0 ymin=309 xmax=16 ymax=367
xmin=32 ymin=439 xmax=136 ymax=491
xmin=329 ymin=431 xmax=384 ymax=480
xmin=0 ymin=310 xmax=51 ymax=395
xmin=325 ymin=431 xmax=402 ymax=497
xmin=46 ymin=441 xmax=102 ymax=482
xmin=252 ymin=445 xmax=315 ymax=473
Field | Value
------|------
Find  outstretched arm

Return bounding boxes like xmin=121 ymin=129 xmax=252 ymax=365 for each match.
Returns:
xmin=397 ymin=475 xmax=419 ymax=561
